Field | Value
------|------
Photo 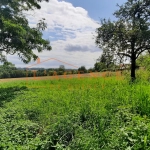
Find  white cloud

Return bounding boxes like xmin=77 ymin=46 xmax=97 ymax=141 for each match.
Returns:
xmin=7 ymin=0 xmax=102 ymax=69
xmin=28 ymin=0 xmax=99 ymax=31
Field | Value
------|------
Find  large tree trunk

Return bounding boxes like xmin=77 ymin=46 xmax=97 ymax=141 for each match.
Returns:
xmin=131 ymin=54 xmax=136 ymax=82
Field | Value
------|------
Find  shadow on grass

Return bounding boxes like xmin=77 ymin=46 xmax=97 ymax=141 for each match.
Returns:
xmin=0 ymin=86 xmax=27 ymax=107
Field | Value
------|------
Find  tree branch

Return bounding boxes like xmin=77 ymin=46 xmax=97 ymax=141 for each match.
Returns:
xmin=136 ymin=48 xmax=147 ymax=59
xmin=136 ymin=46 xmax=150 ymax=59
xmin=0 ymin=47 xmax=7 ymax=52
xmin=117 ymin=52 xmax=131 ymax=58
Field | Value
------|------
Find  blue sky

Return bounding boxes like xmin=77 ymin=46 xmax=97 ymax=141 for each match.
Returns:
xmin=8 ymin=0 xmax=127 ymax=69
xmin=63 ymin=0 xmax=126 ymax=20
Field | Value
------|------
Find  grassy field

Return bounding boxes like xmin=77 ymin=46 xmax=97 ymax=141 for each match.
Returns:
xmin=0 ymin=73 xmax=150 ymax=149
xmin=0 ymin=71 xmax=122 ymax=82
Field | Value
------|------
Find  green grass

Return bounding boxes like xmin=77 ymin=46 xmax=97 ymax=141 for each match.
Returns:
xmin=0 ymin=76 xmax=150 ymax=149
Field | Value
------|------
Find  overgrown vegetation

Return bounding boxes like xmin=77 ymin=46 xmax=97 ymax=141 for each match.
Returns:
xmin=1 ymin=0 xmax=150 ymax=149
xmin=0 ymin=72 xmax=150 ymax=149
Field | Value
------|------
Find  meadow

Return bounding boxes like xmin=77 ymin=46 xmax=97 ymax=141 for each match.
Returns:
xmin=0 ymin=71 xmax=150 ymax=149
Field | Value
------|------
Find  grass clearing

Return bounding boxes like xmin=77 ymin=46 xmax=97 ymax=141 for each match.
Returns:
xmin=0 ymin=74 xmax=150 ymax=149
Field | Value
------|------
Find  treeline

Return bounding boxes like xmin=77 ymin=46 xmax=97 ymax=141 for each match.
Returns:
xmin=0 ymin=62 xmax=30 ymax=78
xmin=0 ymin=63 xmax=94 ymax=79
xmin=0 ymin=60 xmax=134 ymax=79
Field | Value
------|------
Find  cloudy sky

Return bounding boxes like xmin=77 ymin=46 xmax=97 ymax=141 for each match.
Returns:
xmin=8 ymin=0 xmax=127 ymax=69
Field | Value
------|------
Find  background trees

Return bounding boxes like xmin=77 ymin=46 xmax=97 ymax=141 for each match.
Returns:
xmin=137 ymin=52 xmax=150 ymax=71
xmin=95 ymin=0 xmax=150 ymax=80
xmin=0 ymin=62 xmax=26 ymax=78
xmin=0 ymin=0 xmax=51 ymax=63
xmin=78 ymin=66 xmax=87 ymax=74
xmin=94 ymin=51 xmax=115 ymax=72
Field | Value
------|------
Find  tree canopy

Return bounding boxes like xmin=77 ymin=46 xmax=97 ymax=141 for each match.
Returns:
xmin=95 ymin=0 xmax=150 ymax=80
xmin=0 ymin=0 xmax=51 ymax=63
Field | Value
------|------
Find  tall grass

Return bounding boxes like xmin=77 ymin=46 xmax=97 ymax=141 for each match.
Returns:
xmin=0 ymin=72 xmax=150 ymax=149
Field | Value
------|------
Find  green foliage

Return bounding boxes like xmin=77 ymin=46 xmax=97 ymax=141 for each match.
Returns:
xmin=95 ymin=0 xmax=150 ymax=79
xmin=94 ymin=52 xmax=116 ymax=72
xmin=0 ymin=64 xmax=80 ymax=79
xmin=0 ymin=63 xmax=31 ymax=78
xmin=0 ymin=0 xmax=51 ymax=63
xmin=78 ymin=66 xmax=87 ymax=73
xmin=58 ymin=65 xmax=65 ymax=72
xmin=1 ymin=75 xmax=150 ymax=149
xmin=137 ymin=53 xmax=150 ymax=71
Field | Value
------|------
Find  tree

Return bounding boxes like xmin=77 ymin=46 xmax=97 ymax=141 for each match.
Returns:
xmin=59 ymin=65 xmax=65 ymax=72
xmin=3 ymin=62 xmax=15 ymax=68
xmin=94 ymin=51 xmax=115 ymax=72
xmin=95 ymin=0 xmax=150 ymax=81
xmin=78 ymin=66 xmax=87 ymax=74
xmin=0 ymin=62 xmax=16 ymax=78
xmin=0 ymin=0 xmax=51 ymax=63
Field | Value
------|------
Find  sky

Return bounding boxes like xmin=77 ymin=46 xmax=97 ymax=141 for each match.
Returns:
xmin=7 ymin=0 xmax=127 ymax=69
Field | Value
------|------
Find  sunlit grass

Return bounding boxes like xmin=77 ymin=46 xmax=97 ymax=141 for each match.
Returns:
xmin=0 ymin=74 xmax=150 ymax=149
